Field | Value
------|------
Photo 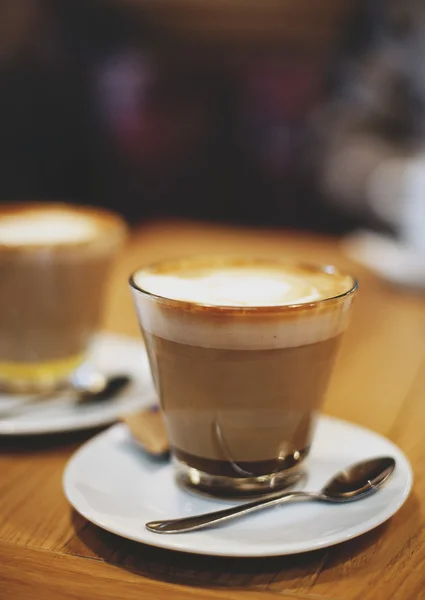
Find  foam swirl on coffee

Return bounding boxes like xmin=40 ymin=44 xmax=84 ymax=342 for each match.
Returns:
xmin=131 ymin=258 xmax=356 ymax=350
xmin=134 ymin=263 xmax=350 ymax=307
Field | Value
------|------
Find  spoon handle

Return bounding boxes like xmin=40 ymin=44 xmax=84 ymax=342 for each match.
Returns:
xmin=146 ymin=490 xmax=318 ymax=534
xmin=0 ymin=388 xmax=65 ymax=418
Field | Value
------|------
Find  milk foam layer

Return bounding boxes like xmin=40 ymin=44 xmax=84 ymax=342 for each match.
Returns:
xmin=134 ymin=263 xmax=352 ymax=307
xmin=131 ymin=259 xmax=357 ymax=350
xmin=0 ymin=210 xmax=99 ymax=245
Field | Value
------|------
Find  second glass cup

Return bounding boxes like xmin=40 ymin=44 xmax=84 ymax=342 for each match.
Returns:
xmin=0 ymin=202 xmax=127 ymax=393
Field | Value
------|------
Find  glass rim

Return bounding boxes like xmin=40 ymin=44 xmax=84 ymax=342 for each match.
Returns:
xmin=129 ymin=256 xmax=358 ymax=313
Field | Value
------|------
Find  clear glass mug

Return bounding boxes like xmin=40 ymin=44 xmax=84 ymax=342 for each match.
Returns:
xmin=0 ymin=203 xmax=127 ymax=393
xmin=130 ymin=256 xmax=357 ymax=497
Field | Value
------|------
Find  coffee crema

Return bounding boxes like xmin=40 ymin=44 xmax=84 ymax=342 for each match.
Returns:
xmin=132 ymin=257 xmax=356 ymax=351
xmin=133 ymin=258 xmax=353 ymax=307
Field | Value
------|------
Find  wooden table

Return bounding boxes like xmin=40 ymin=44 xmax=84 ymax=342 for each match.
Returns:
xmin=2 ymin=220 xmax=425 ymax=600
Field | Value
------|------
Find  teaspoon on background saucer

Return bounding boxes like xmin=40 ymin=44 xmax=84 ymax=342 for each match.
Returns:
xmin=73 ymin=374 xmax=131 ymax=403
xmin=0 ymin=374 xmax=131 ymax=419
xmin=146 ymin=456 xmax=396 ymax=534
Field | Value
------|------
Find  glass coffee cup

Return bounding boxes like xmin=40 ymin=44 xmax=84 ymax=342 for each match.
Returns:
xmin=0 ymin=202 xmax=127 ymax=393
xmin=130 ymin=256 xmax=357 ymax=496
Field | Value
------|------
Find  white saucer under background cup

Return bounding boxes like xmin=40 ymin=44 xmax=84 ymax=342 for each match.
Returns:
xmin=130 ymin=256 xmax=358 ymax=497
xmin=0 ymin=203 xmax=127 ymax=393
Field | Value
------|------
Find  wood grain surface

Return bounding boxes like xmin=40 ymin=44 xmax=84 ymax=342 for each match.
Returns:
xmin=1 ymin=219 xmax=425 ymax=600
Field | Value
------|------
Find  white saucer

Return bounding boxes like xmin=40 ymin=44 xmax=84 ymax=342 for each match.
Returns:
xmin=63 ymin=415 xmax=413 ymax=557
xmin=0 ymin=333 xmax=155 ymax=435
xmin=342 ymin=230 xmax=425 ymax=288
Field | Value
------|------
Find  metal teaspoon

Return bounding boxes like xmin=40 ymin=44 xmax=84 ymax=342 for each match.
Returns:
xmin=146 ymin=456 xmax=396 ymax=534
xmin=0 ymin=374 xmax=131 ymax=418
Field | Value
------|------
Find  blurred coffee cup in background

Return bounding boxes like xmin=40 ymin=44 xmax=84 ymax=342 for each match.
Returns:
xmin=0 ymin=202 xmax=127 ymax=393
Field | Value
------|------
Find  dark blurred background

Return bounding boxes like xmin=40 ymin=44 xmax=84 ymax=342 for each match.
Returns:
xmin=0 ymin=0 xmax=410 ymax=234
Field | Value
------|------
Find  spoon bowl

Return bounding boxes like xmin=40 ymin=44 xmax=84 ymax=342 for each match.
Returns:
xmin=322 ymin=457 xmax=396 ymax=500
xmin=74 ymin=375 xmax=131 ymax=404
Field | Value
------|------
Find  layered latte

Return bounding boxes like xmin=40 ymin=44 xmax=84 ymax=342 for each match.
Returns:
xmin=0 ymin=203 xmax=127 ymax=392
xmin=131 ymin=256 xmax=357 ymax=495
